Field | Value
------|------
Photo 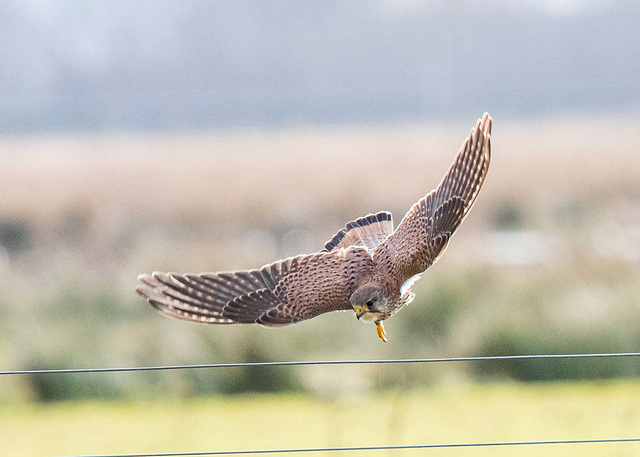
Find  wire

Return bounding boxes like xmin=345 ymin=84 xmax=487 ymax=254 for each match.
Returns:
xmin=2 ymin=352 xmax=639 ymax=376
xmin=56 ymin=438 xmax=640 ymax=457
xmin=9 ymin=353 xmax=636 ymax=457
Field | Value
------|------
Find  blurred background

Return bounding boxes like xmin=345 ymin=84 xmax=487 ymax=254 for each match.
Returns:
xmin=1 ymin=1 xmax=639 ymax=455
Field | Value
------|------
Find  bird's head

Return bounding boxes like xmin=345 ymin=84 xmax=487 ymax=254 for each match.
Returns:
xmin=350 ymin=283 xmax=387 ymax=322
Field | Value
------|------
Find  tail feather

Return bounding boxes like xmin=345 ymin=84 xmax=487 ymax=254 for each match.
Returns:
xmin=323 ymin=211 xmax=394 ymax=253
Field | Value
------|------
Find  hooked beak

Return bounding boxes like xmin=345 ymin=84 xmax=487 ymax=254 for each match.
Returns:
xmin=354 ymin=307 xmax=365 ymax=320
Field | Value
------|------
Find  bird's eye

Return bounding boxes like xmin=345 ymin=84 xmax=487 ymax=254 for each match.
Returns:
xmin=366 ymin=300 xmax=374 ymax=307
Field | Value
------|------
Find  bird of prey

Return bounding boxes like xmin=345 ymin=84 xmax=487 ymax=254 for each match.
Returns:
xmin=136 ymin=113 xmax=492 ymax=342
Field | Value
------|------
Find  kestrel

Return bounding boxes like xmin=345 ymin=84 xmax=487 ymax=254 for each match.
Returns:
xmin=136 ymin=113 xmax=492 ymax=342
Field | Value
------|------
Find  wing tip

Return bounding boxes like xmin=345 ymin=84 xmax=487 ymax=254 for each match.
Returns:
xmin=136 ymin=271 xmax=242 ymax=325
xmin=481 ymin=112 xmax=492 ymax=136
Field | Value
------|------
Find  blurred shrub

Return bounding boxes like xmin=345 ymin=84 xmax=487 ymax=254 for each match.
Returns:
xmin=473 ymin=328 xmax=640 ymax=382
xmin=491 ymin=201 xmax=524 ymax=230
xmin=400 ymin=276 xmax=470 ymax=346
xmin=174 ymin=333 xmax=303 ymax=396
xmin=26 ymin=366 xmax=123 ymax=402
xmin=0 ymin=220 xmax=32 ymax=254
xmin=218 ymin=346 xmax=301 ymax=395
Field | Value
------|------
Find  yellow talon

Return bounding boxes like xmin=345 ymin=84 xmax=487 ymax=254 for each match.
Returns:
xmin=375 ymin=321 xmax=387 ymax=343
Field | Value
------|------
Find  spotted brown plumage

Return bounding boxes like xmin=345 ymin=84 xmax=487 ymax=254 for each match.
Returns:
xmin=137 ymin=247 xmax=373 ymax=327
xmin=136 ymin=113 xmax=492 ymax=342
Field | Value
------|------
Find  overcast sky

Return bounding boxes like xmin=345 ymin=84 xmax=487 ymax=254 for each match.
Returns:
xmin=1 ymin=0 xmax=639 ymax=133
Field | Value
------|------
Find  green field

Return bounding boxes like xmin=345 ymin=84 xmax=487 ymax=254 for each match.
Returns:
xmin=2 ymin=380 xmax=639 ymax=457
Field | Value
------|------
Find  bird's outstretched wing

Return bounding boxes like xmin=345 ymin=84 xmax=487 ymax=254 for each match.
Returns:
xmin=375 ymin=113 xmax=492 ymax=283
xmin=136 ymin=247 xmax=373 ymax=327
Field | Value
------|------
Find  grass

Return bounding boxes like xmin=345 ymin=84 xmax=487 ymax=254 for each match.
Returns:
xmin=2 ymin=379 xmax=639 ymax=457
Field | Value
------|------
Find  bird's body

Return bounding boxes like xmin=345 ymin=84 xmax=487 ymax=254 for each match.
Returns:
xmin=137 ymin=113 xmax=492 ymax=342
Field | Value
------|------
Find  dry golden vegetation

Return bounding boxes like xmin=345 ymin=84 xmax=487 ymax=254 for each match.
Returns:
xmin=1 ymin=117 xmax=639 ymax=224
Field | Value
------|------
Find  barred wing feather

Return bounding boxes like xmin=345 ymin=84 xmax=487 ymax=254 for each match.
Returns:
xmin=136 ymin=248 xmax=373 ymax=327
xmin=376 ymin=113 xmax=492 ymax=282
